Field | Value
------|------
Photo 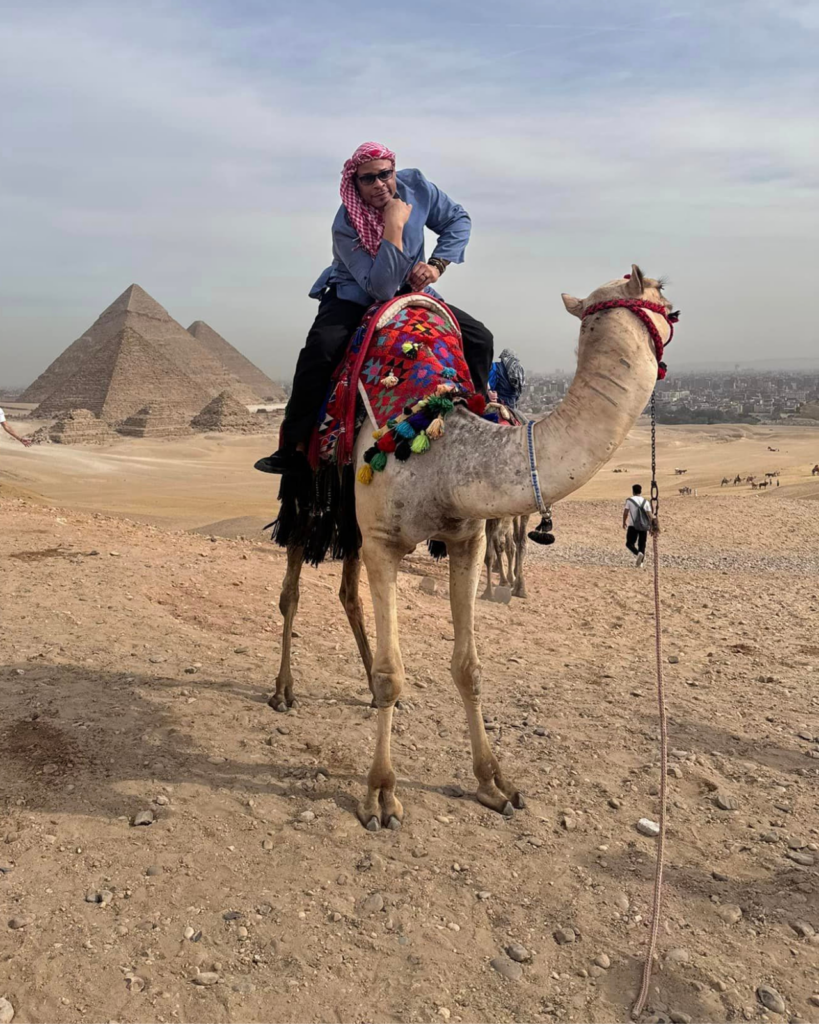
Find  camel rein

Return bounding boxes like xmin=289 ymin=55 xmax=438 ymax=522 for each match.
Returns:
xmin=582 ymin=298 xmax=678 ymax=380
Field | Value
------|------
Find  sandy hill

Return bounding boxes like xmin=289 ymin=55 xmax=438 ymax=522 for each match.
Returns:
xmin=21 ymin=284 xmax=259 ymax=408
xmin=34 ymin=325 xmax=211 ymax=423
xmin=191 ymin=389 xmax=267 ymax=433
xmin=187 ymin=321 xmax=284 ymax=402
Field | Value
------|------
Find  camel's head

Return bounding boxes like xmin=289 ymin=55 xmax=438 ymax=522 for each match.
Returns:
xmin=561 ymin=265 xmax=673 ymax=318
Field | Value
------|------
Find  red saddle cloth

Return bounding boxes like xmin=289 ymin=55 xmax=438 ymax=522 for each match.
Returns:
xmin=311 ymin=294 xmax=474 ymax=468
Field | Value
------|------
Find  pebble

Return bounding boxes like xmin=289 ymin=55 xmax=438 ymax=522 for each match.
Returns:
xmin=761 ymin=832 xmax=779 ymax=844
xmin=506 ymin=943 xmax=531 ymax=963
xmin=222 ymin=910 xmax=243 ymax=920
xmin=554 ymin=927 xmax=576 ymax=945
xmin=787 ymin=837 xmax=806 ymax=850
xmin=84 ymin=889 xmax=113 ymax=905
xmin=757 ymin=985 xmax=786 ymax=1015
xmin=670 ymin=1013 xmax=691 ymax=1024
xmin=146 ymin=864 xmax=162 ymax=876
xmin=717 ymin=904 xmax=743 ymax=925
xmin=594 ymin=953 xmax=611 ymax=969
xmin=125 ymin=976 xmax=145 ymax=993
xmin=533 ymin=727 xmax=548 ymax=737
xmin=714 ymin=794 xmax=739 ymax=811
xmin=808 ymin=995 xmax=819 ymax=1008
xmin=667 ymin=766 xmax=683 ymax=778
xmin=476 ymin=891 xmax=491 ymax=901
xmin=154 ymin=795 xmax=169 ymax=806
xmin=234 ymin=646 xmax=249 ymax=654
xmin=438 ymin=1008 xmax=450 ymax=1022
xmin=299 ymin=811 xmax=315 ymax=823
xmin=490 ymin=957 xmax=522 ymax=981
xmin=561 ymin=814 xmax=577 ymax=831
xmin=262 ymin=839 xmax=274 ymax=851
xmin=277 ymin=725 xmax=290 ymax=735
xmin=636 ymin=818 xmax=660 ymax=837
xmin=666 ymin=947 xmax=690 ymax=963
xmin=7 ymin=916 xmax=32 ymax=929
xmin=132 ymin=810 xmax=154 ymax=827
xmin=360 ymin=893 xmax=384 ymax=916
xmin=192 ymin=973 xmax=220 ymax=986
xmin=0 ymin=997 xmax=13 ymax=1024
xmin=237 ymin=926 xmax=249 ymax=939
xmin=608 ymin=798 xmax=622 ymax=809
xmin=184 ymin=926 xmax=195 ymax=939
xmin=615 ymin=893 xmax=630 ymax=912
xmin=668 ymin=655 xmax=680 ymax=664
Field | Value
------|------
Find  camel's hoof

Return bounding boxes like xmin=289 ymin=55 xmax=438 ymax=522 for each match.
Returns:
xmin=369 ymin=698 xmax=403 ymax=710
xmin=386 ymin=815 xmax=401 ymax=831
xmin=502 ymin=801 xmax=514 ymax=817
xmin=268 ymin=697 xmax=289 ymax=713
xmin=512 ymin=589 xmax=527 ymax=600
xmin=479 ymin=591 xmax=492 ymax=602
xmin=511 ymin=792 xmax=526 ymax=810
xmin=364 ymin=816 xmax=381 ymax=832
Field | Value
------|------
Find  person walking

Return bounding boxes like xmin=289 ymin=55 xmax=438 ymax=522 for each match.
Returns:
xmin=0 ymin=407 xmax=32 ymax=448
xmin=623 ymin=483 xmax=654 ymax=567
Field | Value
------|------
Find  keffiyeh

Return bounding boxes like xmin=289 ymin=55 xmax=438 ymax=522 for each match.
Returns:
xmin=340 ymin=141 xmax=396 ymax=257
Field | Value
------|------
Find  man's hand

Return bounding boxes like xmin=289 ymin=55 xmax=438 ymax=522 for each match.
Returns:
xmin=19 ymin=437 xmax=32 ymax=448
xmin=409 ymin=262 xmax=441 ymax=290
xmin=383 ymin=197 xmax=412 ymax=228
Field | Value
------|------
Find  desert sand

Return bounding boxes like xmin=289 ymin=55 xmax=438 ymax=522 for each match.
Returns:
xmin=1 ymin=418 xmax=818 ymax=1024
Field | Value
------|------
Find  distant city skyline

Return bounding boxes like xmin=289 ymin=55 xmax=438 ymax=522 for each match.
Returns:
xmin=2 ymin=1 xmax=818 ymax=387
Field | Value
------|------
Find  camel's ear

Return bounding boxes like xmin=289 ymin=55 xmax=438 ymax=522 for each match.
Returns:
xmin=562 ymin=293 xmax=583 ymax=318
xmin=625 ymin=264 xmax=644 ymax=296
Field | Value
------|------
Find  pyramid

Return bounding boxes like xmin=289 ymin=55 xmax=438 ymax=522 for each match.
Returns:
xmin=187 ymin=321 xmax=285 ymax=402
xmin=21 ymin=284 xmax=260 ymax=406
xmin=34 ymin=326 xmax=211 ymax=423
xmin=118 ymin=400 xmax=193 ymax=439
xmin=44 ymin=409 xmax=117 ymax=445
xmin=191 ymin=390 xmax=267 ymax=433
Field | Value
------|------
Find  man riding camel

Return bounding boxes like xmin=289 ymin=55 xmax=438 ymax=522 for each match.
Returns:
xmin=255 ymin=141 xmax=494 ymax=476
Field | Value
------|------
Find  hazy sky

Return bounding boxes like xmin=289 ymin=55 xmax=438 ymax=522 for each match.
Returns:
xmin=2 ymin=0 xmax=818 ymax=386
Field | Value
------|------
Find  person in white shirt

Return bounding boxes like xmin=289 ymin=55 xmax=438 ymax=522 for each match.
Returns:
xmin=622 ymin=483 xmax=654 ymax=567
xmin=0 ymin=408 xmax=32 ymax=448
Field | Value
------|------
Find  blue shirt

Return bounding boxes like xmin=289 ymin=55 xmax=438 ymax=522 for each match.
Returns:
xmin=309 ymin=169 xmax=472 ymax=305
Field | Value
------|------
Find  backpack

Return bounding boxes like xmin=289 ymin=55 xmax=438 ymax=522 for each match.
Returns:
xmin=628 ymin=497 xmax=652 ymax=532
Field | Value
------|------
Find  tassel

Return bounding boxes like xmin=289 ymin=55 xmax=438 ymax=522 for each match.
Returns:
xmin=467 ymin=394 xmax=487 ymax=416
xmin=426 ymin=396 xmax=455 ymax=416
xmin=435 ymin=383 xmax=456 ymax=396
xmin=395 ymin=420 xmax=416 ymax=440
xmin=363 ymin=445 xmax=379 ymax=464
xmin=377 ymin=431 xmax=397 ymax=453
xmin=411 ymin=431 xmax=430 ymax=454
xmin=357 ymin=464 xmax=374 ymax=485
xmin=426 ymin=416 xmax=445 ymax=440
xmin=372 ymin=427 xmax=385 ymax=440
xmin=370 ymin=451 xmax=388 ymax=472
xmin=401 ymin=341 xmax=419 ymax=358
xmin=381 ymin=374 xmax=399 ymax=387
xmin=441 ymin=367 xmax=456 ymax=379
xmin=394 ymin=440 xmax=412 ymax=461
xmin=408 ymin=411 xmax=431 ymax=431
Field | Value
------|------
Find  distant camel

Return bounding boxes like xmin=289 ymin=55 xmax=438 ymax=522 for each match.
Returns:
xmin=733 ymin=474 xmax=742 ymax=485
xmin=813 ymin=464 xmax=819 ymax=476
xmin=674 ymin=468 xmax=688 ymax=475
xmin=757 ymin=480 xmax=770 ymax=489
xmin=767 ymin=446 xmax=779 ymax=452
xmin=721 ymin=477 xmax=730 ymax=487
xmin=751 ymin=481 xmax=758 ymax=489
xmin=764 ymin=471 xmax=779 ymax=479
xmin=745 ymin=475 xmax=755 ymax=484
xmin=678 ymin=486 xmax=692 ymax=496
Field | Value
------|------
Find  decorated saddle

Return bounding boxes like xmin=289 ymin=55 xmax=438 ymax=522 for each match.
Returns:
xmin=310 ymin=293 xmax=516 ymax=481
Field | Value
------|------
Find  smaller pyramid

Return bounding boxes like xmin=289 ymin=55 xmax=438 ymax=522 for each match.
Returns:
xmin=191 ymin=390 xmax=267 ymax=433
xmin=187 ymin=321 xmax=285 ymax=401
xmin=118 ymin=401 xmax=193 ymax=439
xmin=45 ymin=409 xmax=117 ymax=445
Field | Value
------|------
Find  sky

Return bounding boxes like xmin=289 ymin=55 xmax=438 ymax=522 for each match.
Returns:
xmin=1 ymin=0 xmax=818 ymax=387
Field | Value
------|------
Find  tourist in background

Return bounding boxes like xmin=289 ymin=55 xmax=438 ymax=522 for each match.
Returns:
xmin=0 ymin=408 xmax=31 ymax=448
xmin=623 ymin=483 xmax=654 ymax=567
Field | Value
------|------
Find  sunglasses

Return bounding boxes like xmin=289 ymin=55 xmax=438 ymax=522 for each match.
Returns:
xmin=356 ymin=169 xmax=394 ymax=186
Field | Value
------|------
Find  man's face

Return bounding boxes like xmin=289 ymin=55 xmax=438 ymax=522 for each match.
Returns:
xmin=355 ymin=159 xmax=396 ymax=210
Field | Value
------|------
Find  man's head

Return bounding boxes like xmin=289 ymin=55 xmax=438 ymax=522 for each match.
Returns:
xmin=355 ymin=158 xmax=396 ymax=210
xmin=632 ymin=484 xmax=642 ymax=495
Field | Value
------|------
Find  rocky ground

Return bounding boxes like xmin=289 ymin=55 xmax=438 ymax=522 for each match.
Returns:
xmin=1 ymin=495 xmax=818 ymax=1024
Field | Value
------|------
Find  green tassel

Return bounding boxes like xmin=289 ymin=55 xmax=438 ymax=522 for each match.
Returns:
xmin=411 ymin=431 xmax=430 ymax=454
xmin=426 ymin=396 xmax=455 ymax=416
xmin=370 ymin=451 xmax=388 ymax=472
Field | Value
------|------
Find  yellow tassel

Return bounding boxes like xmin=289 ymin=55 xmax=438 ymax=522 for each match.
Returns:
xmin=411 ymin=431 xmax=430 ymax=454
xmin=426 ymin=416 xmax=445 ymax=440
xmin=380 ymin=374 xmax=399 ymax=387
xmin=357 ymin=464 xmax=374 ymax=485
xmin=372 ymin=427 xmax=385 ymax=440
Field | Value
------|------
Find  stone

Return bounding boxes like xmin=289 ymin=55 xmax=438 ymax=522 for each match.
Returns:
xmin=608 ymin=798 xmax=622 ymax=809
xmin=419 ymin=577 xmax=437 ymax=595
xmin=534 ymin=727 xmax=548 ymax=737
xmin=360 ymin=893 xmax=384 ymax=916
xmin=506 ymin=943 xmax=531 ymax=963
xmin=790 ymin=921 xmax=815 ymax=939
xmin=670 ymin=1013 xmax=691 ymax=1024
xmin=222 ymin=910 xmax=243 ymax=921
xmin=668 ymin=655 xmax=680 ymax=664
xmin=132 ymin=810 xmax=154 ymax=827
xmin=561 ymin=814 xmax=577 ymax=831
xmin=714 ymin=794 xmax=739 ymax=811
xmin=594 ymin=953 xmax=611 ymax=969
xmin=125 ymin=976 xmax=145 ymax=993
xmin=192 ymin=972 xmax=220 ymax=986
xmin=298 ymin=810 xmax=315 ymax=823
xmin=491 ymin=586 xmax=512 ymax=605
xmin=476 ymin=891 xmax=491 ymax=901
xmin=636 ymin=818 xmax=660 ymax=837
xmin=84 ymin=889 xmax=112 ymax=905
xmin=786 ymin=851 xmax=815 ymax=866
xmin=717 ymin=904 xmax=742 ymax=925
xmin=554 ymin=927 xmax=576 ymax=945
xmin=146 ymin=864 xmax=162 ymax=877
xmin=154 ymin=795 xmax=169 ymax=806
xmin=668 ymin=766 xmax=683 ymax=778
xmin=666 ymin=947 xmax=690 ymax=963
xmin=808 ymin=995 xmax=819 ymax=1008
xmin=184 ymin=926 xmax=195 ymax=939
xmin=277 ymin=725 xmax=290 ymax=735
xmin=7 ymin=916 xmax=32 ymax=930
xmin=757 ymin=985 xmax=786 ymax=1015
xmin=0 ymin=997 xmax=13 ymax=1024
xmin=233 ymin=981 xmax=255 ymax=995
xmin=615 ymin=893 xmax=630 ymax=912
xmin=262 ymin=839 xmax=273 ymax=851
xmin=788 ymin=837 xmax=806 ymax=850
xmin=490 ymin=957 xmax=522 ymax=981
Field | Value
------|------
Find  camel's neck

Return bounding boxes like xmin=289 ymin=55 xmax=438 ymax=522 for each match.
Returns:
xmin=449 ymin=308 xmax=665 ymax=519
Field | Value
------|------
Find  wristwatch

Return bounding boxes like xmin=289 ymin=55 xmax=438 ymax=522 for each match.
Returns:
xmin=428 ymin=257 xmax=450 ymax=276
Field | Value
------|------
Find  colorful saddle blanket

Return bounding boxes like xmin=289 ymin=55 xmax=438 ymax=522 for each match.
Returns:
xmin=312 ymin=294 xmax=476 ymax=468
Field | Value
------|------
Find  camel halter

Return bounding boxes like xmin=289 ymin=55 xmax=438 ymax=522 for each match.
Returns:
xmin=581 ymin=298 xmax=679 ymax=380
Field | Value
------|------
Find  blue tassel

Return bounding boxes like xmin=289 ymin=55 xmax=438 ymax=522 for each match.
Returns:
xmin=441 ymin=367 xmax=456 ymax=379
xmin=395 ymin=420 xmax=416 ymax=440
xmin=408 ymin=411 xmax=431 ymax=431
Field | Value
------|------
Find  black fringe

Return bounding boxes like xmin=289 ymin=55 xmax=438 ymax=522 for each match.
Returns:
xmin=427 ymin=540 xmax=448 ymax=560
xmin=267 ymin=463 xmax=360 ymax=567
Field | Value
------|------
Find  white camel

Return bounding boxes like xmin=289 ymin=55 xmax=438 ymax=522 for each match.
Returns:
xmin=271 ymin=266 xmax=674 ymax=830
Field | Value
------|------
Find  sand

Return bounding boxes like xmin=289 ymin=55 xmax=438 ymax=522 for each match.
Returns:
xmin=1 ymin=420 xmax=818 ymax=1023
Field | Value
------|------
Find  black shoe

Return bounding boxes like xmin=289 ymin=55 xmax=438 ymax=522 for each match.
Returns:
xmin=254 ymin=450 xmax=310 ymax=475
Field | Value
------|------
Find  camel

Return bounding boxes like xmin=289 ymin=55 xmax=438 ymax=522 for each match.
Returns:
xmin=674 ymin=468 xmax=687 ymax=475
xmin=270 ymin=265 xmax=675 ymax=829
xmin=721 ymin=477 xmax=730 ymax=487
xmin=482 ymin=515 xmax=530 ymax=600
xmin=745 ymin=475 xmax=755 ymax=484
xmin=813 ymin=464 xmax=819 ymax=476
xmin=733 ymin=474 xmax=742 ymax=485
xmin=678 ymin=486 xmax=692 ymax=496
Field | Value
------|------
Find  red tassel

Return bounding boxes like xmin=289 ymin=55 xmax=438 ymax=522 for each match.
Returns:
xmin=467 ymin=394 xmax=487 ymax=416
xmin=377 ymin=431 xmax=397 ymax=453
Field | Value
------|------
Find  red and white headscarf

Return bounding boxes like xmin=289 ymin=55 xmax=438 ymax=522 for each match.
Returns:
xmin=340 ymin=141 xmax=396 ymax=257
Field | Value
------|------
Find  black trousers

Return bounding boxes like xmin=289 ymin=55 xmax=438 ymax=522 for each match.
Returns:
xmin=626 ymin=526 xmax=648 ymax=556
xmin=281 ymin=288 xmax=494 ymax=447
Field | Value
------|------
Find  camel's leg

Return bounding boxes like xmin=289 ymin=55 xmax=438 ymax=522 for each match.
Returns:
xmin=480 ymin=521 xmax=495 ymax=600
xmin=503 ymin=529 xmax=515 ymax=588
xmin=512 ymin=515 xmax=529 ymax=599
xmin=448 ymin=532 xmax=524 ymax=815
xmin=358 ymin=540 xmax=405 ymax=831
xmin=269 ymin=544 xmax=305 ymax=712
xmin=338 ymin=553 xmax=374 ymax=701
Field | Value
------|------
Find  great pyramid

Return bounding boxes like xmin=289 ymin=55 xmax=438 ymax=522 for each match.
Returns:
xmin=191 ymin=390 xmax=268 ymax=433
xmin=22 ymin=284 xmax=260 ymax=407
xmin=187 ymin=321 xmax=285 ymax=402
xmin=34 ymin=326 xmax=211 ymax=422
xmin=118 ymin=400 xmax=193 ymax=439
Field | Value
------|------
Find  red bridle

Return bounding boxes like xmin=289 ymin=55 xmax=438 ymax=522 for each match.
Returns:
xmin=581 ymin=297 xmax=678 ymax=380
